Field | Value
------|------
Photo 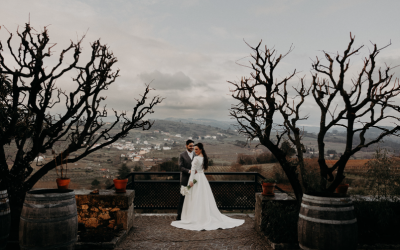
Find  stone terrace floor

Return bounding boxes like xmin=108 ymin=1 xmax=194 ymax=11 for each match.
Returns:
xmin=115 ymin=214 xmax=273 ymax=250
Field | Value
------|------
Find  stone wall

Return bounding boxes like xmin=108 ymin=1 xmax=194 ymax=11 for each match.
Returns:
xmin=254 ymin=193 xmax=296 ymax=233
xmin=75 ymin=190 xmax=135 ymax=231
xmin=254 ymin=193 xmax=299 ymax=249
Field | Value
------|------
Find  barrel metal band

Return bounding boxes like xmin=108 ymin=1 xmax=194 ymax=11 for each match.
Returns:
xmin=20 ymin=213 xmax=77 ymax=223
xmin=299 ymin=214 xmax=357 ymax=225
xmin=25 ymin=194 xmax=75 ymax=202
xmin=301 ymin=203 xmax=354 ymax=212
xmin=23 ymin=199 xmax=76 ymax=209
xmin=0 ymin=199 xmax=10 ymax=208
xmin=303 ymin=194 xmax=352 ymax=202
xmin=302 ymin=197 xmax=352 ymax=205
xmin=0 ymin=233 xmax=9 ymax=241
xmin=0 ymin=194 xmax=8 ymax=199
xmin=299 ymin=243 xmax=318 ymax=250
xmin=0 ymin=190 xmax=7 ymax=194
xmin=0 ymin=208 xmax=10 ymax=215
xmin=20 ymin=238 xmax=77 ymax=250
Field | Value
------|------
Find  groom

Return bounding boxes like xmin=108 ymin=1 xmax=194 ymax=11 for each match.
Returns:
xmin=176 ymin=139 xmax=197 ymax=220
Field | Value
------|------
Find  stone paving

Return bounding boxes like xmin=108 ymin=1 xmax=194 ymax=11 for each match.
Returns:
xmin=115 ymin=214 xmax=272 ymax=250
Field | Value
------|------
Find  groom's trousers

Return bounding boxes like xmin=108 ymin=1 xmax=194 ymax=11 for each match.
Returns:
xmin=177 ymin=193 xmax=185 ymax=218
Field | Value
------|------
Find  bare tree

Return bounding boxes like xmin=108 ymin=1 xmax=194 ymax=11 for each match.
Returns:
xmin=0 ymin=23 xmax=162 ymax=239
xmin=229 ymin=34 xmax=400 ymax=203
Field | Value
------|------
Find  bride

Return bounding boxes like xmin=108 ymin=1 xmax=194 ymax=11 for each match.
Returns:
xmin=171 ymin=143 xmax=244 ymax=231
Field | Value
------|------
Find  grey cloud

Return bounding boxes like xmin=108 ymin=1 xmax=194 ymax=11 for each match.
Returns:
xmin=138 ymin=70 xmax=193 ymax=90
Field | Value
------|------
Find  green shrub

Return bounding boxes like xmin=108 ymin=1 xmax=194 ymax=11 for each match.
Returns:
xmin=91 ymin=178 xmax=100 ymax=187
xmin=261 ymin=178 xmax=276 ymax=184
xmin=117 ymin=164 xmax=131 ymax=180
xmin=302 ymin=168 xmax=323 ymax=193
xmin=273 ymin=164 xmax=289 ymax=184
xmin=261 ymin=201 xmax=299 ymax=243
xmin=105 ymin=179 xmax=112 ymax=187
xmin=365 ymin=148 xmax=400 ymax=198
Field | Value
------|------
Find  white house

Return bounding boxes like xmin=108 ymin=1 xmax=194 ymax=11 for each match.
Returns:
xmin=163 ymin=147 xmax=171 ymax=150
xmin=128 ymin=153 xmax=137 ymax=158
xmin=133 ymin=157 xmax=141 ymax=161
xmin=34 ymin=156 xmax=45 ymax=162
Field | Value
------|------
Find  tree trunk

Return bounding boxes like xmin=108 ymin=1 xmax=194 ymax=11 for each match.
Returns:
xmin=7 ymin=179 xmax=26 ymax=242
xmin=4 ymin=163 xmax=30 ymax=242
xmin=280 ymin=160 xmax=303 ymax=204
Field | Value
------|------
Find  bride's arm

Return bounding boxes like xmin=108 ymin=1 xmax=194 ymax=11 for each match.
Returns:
xmin=188 ymin=158 xmax=199 ymax=186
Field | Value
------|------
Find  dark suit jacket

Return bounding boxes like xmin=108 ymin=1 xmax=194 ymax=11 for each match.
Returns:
xmin=179 ymin=151 xmax=195 ymax=185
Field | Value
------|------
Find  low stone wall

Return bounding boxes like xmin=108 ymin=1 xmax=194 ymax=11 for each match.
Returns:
xmin=254 ymin=193 xmax=298 ymax=249
xmin=254 ymin=193 xmax=296 ymax=233
xmin=75 ymin=190 xmax=135 ymax=231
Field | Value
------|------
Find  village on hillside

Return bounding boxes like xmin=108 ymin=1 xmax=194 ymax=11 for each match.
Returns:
xmin=3 ymin=119 xmax=395 ymax=190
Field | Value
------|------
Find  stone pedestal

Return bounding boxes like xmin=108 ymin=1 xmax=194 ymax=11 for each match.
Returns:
xmin=75 ymin=189 xmax=135 ymax=231
xmin=254 ymin=193 xmax=298 ymax=249
xmin=254 ymin=193 xmax=295 ymax=233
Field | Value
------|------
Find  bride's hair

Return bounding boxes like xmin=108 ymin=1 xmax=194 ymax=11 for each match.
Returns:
xmin=195 ymin=143 xmax=209 ymax=170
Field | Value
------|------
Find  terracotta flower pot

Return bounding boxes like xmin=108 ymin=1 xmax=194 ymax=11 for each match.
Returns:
xmin=335 ymin=184 xmax=349 ymax=195
xmin=113 ymin=179 xmax=128 ymax=193
xmin=262 ymin=183 xmax=275 ymax=196
xmin=56 ymin=178 xmax=71 ymax=190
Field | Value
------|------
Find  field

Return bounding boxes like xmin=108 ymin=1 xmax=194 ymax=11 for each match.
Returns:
xmin=4 ymin=119 xmax=399 ymax=192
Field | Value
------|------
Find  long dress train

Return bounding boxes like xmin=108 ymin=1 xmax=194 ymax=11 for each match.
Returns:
xmin=171 ymin=156 xmax=244 ymax=231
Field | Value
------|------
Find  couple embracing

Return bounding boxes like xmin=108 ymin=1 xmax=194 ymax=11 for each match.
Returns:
xmin=171 ymin=140 xmax=244 ymax=231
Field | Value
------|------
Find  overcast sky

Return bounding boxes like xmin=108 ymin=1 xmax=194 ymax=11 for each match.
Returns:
xmin=1 ymin=0 xmax=400 ymax=126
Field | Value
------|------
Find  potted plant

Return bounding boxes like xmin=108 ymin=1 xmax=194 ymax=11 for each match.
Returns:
xmin=261 ymin=178 xmax=276 ymax=196
xmin=54 ymin=150 xmax=71 ymax=189
xmin=113 ymin=164 xmax=130 ymax=193
xmin=335 ymin=178 xmax=349 ymax=195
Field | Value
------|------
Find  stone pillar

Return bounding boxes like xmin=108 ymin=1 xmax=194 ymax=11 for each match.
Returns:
xmin=75 ymin=189 xmax=135 ymax=231
xmin=254 ymin=193 xmax=296 ymax=234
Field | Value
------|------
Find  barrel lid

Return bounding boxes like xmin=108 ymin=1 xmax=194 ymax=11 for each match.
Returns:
xmin=305 ymin=192 xmax=350 ymax=198
xmin=28 ymin=189 xmax=73 ymax=194
xmin=26 ymin=189 xmax=75 ymax=198
xmin=303 ymin=193 xmax=352 ymax=203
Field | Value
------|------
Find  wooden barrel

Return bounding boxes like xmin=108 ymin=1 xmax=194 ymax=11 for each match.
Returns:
xmin=298 ymin=193 xmax=357 ymax=250
xmin=19 ymin=189 xmax=78 ymax=250
xmin=0 ymin=190 xmax=11 ymax=250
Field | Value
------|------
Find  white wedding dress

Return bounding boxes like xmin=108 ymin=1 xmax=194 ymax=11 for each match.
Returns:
xmin=171 ymin=156 xmax=245 ymax=231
